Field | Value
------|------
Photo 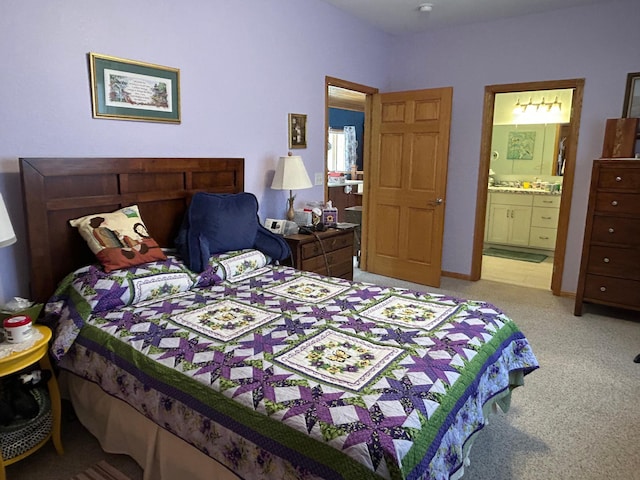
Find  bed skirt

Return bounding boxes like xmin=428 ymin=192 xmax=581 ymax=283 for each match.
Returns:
xmin=62 ymin=371 xmax=240 ymax=480
xmin=61 ymin=370 xmax=517 ymax=480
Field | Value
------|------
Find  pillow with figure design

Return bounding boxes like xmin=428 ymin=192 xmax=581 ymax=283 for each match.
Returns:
xmin=69 ymin=205 xmax=166 ymax=272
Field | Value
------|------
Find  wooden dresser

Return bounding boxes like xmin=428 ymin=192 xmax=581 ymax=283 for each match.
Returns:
xmin=574 ymin=159 xmax=640 ymax=315
xmin=284 ymin=227 xmax=355 ymax=280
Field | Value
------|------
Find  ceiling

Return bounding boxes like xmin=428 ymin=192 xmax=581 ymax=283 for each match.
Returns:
xmin=320 ymin=0 xmax=614 ymax=35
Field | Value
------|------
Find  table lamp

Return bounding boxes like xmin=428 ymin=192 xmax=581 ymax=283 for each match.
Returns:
xmin=0 ymin=193 xmax=16 ymax=248
xmin=271 ymin=153 xmax=312 ymax=221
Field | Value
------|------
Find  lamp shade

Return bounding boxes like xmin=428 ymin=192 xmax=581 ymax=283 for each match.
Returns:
xmin=271 ymin=155 xmax=312 ymax=191
xmin=0 ymin=193 xmax=16 ymax=248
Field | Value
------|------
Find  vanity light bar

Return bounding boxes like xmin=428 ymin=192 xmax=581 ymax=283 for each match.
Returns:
xmin=513 ymin=96 xmax=561 ymax=115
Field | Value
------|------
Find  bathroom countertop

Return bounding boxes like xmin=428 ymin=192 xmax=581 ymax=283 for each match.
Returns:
xmin=488 ymin=186 xmax=561 ymax=195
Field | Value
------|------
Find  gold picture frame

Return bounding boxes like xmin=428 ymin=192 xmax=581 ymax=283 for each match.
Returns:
xmin=89 ymin=52 xmax=181 ymax=123
xmin=288 ymin=113 xmax=307 ymax=149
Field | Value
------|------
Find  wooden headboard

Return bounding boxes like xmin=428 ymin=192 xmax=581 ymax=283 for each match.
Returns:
xmin=20 ymin=157 xmax=244 ymax=303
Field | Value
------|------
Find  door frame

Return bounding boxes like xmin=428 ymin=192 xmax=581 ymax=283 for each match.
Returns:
xmin=325 ymin=76 xmax=378 ymax=269
xmin=470 ymin=78 xmax=585 ymax=295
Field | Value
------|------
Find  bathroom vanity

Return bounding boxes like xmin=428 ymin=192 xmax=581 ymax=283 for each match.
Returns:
xmin=485 ymin=188 xmax=561 ymax=250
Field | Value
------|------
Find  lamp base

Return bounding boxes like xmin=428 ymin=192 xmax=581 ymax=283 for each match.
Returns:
xmin=287 ymin=192 xmax=295 ymax=221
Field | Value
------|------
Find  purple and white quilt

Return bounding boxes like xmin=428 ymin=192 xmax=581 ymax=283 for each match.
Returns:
xmin=47 ymin=252 xmax=538 ymax=480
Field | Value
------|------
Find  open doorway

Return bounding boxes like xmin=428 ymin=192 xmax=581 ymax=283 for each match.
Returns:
xmin=471 ymin=79 xmax=585 ymax=296
xmin=325 ymin=77 xmax=378 ymax=267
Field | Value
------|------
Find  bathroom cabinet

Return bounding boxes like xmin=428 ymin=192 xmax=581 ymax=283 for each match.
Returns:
xmin=486 ymin=192 xmax=560 ymax=249
xmin=529 ymin=195 xmax=561 ymax=249
xmin=486 ymin=193 xmax=532 ymax=246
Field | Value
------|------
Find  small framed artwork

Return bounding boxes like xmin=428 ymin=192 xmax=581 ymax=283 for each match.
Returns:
xmin=622 ymin=72 xmax=640 ymax=118
xmin=89 ymin=52 xmax=181 ymax=123
xmin=288 ymin=113 xmax=307 ymax=149
xmin=506 ymin=130 xmax=535 ymax=160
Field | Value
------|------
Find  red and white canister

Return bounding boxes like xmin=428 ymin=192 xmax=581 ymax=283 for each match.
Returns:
xmin=3 ymin=315 xmax=33 ymax=343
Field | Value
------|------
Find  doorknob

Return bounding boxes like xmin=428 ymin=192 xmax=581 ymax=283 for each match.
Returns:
xmin=430 ymin=198 xmax=444 ymax=206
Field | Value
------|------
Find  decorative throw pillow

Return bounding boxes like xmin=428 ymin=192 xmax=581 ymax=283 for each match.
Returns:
xmin=69 ymin=205 xmax=166 ymax=272
xmin=208 ymin=249 xmax=269 ymax=283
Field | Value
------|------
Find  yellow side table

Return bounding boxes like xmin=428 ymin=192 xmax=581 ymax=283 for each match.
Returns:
xmin=0 ymin=325 xmax=63 ymax=479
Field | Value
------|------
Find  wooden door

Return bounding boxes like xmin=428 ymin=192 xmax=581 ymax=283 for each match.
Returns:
xmin=365 ymin=87 xmax=452 ymax=287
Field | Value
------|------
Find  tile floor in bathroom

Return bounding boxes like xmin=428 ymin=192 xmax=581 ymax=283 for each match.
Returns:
xmin=481 ymin=254 xmax=554 ymax=290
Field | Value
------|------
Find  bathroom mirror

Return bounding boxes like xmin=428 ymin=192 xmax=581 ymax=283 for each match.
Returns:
xmin=491 ymin=123 xmax=567 ymax=176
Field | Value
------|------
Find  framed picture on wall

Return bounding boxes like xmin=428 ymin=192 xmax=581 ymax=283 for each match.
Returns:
xmin=506 ymin=130 xmax=536 ymax=159
xmin=288 ymin=113 xmax=307 ymax=149
xmin=89 ymin=52 xmax=181 ymax=123
xmin=622 ymin=72 xmax=640 ymax=118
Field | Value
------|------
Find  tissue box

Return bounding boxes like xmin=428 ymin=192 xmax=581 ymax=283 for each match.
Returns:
xmin=322 ymin=207 xmax=338 ymax=227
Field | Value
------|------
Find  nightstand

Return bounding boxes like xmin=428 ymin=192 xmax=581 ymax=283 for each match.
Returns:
xmin=0 ymin=325 xmax=63 ymax=479
xmin=284 ymin=227 xmax=355 ymax=280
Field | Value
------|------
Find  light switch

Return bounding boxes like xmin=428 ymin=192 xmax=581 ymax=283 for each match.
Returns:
xmin=315 ymin=173 xmax=324 ymax=186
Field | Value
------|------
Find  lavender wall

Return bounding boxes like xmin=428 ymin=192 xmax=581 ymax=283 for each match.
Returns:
xmin=0 ymin=0 xmax=390 ymax=304
xmin=388 ymin=0 xmax=640 ymax=293
xmin=1 ymin=0 xmax=638 ymax=304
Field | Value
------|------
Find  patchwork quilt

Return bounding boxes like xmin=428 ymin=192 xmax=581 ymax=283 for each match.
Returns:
xmin=47 ymin=255 xmax=538 ymax=480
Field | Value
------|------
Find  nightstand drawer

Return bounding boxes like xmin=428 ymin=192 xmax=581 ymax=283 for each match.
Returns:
xmin=300 ymin=233 xmax=352 ymax=259
xmin=301 ymin=246 xmax=353 ymax=277
xmin=284 ymin=228 xmax=355 ymax=281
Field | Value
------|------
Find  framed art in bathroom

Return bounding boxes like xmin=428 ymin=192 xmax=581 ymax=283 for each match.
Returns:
xmin=89 ymin=52 xmax=181 ymax=123
xmin=288 ymin=113 xmax=307 ymax=149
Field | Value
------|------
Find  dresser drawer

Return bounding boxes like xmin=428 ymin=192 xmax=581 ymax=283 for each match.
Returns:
xmin=591 ymin=216 xmax=640 ymax=245
xmin=529 ymin=227 xmax=557 ymax=249
xmin=300 ymin=232 xmax=352 ymax=259
xmin=583 ymin=274 xmax=640 ymax=308
xmin=586 ymin=245 xmax=640 ymax=280
xmin=598 ymin=165 xmax=640 ymax=190
xmin=594 ymin=192 xmax=640 ymax=215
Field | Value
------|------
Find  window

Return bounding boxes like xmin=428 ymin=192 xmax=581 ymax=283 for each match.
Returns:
xmin=327 ymin=128 xmax=346 ymax=172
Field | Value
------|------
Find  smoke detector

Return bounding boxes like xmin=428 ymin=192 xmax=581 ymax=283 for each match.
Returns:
xmin=418 ymin=3 xmax=433 ymax=12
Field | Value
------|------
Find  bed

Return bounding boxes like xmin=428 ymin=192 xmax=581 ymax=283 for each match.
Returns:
xmin=20 ymin=157 xmax=539 ymax=480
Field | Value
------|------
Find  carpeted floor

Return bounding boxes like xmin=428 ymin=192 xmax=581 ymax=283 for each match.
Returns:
xmin=483 ymin=247 xmax=547 ymax=263
xmin=7 ymin=268 xmax=640 ymax=480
